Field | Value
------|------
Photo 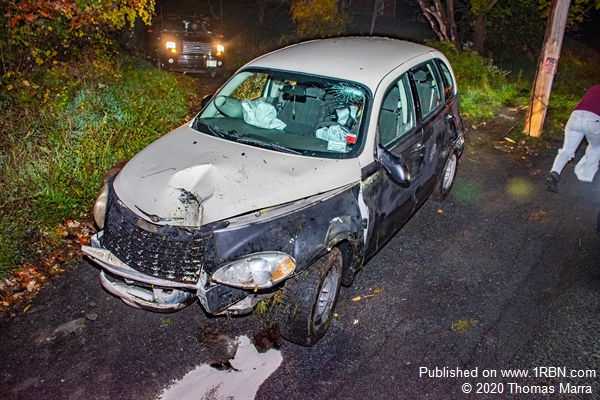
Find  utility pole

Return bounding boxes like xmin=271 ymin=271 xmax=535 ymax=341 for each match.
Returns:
xmin=523 ymin=0 xmax=571 ymax=137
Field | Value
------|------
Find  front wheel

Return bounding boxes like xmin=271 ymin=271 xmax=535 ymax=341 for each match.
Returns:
xmin=277 ymin=248 xmax=342 ymax=346
xmin=431 ymin=152 xmax=458 ymax=202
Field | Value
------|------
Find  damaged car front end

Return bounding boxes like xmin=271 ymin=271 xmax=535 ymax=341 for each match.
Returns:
xmin=84 ymin=174 xmax=365 ymax=315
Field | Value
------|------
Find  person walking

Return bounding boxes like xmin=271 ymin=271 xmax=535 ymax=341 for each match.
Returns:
xmin=545 ymin=84 xmax=600 ymax=192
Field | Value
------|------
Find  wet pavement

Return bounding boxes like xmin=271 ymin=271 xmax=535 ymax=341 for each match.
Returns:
xmin=1 ymin=85 xmax=599 ymax=399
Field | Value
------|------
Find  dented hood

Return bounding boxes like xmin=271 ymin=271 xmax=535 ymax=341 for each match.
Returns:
xmin=113 ymin=125 xmax=361 ymax=226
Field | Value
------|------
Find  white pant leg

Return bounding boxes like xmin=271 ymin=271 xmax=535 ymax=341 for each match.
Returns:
xmin=574 ymin=111 xmax=600 ymax=182
xmin=551 ymin=111 xmax=585 ymax=174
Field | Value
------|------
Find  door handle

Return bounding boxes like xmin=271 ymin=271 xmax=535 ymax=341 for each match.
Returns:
xmin=412 ymin=142 xmax=425 ymax=152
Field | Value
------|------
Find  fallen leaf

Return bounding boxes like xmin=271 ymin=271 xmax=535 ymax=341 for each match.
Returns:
xmin=451 ymin=318 xmax=478 ymax=334
xmin=26 ymin=280 xmax=37 ymax=292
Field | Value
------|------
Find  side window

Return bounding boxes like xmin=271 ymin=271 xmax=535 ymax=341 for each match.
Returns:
xmin=411 ymin=61 xmax=443 ymax=119
xmin=378 ymin=74 xmax=416 ymax=147
xmin=436 ymin=59 xmax=455 ymax=100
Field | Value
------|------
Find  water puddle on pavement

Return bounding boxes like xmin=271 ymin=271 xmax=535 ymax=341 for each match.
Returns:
xmin=158 ymin=335 xmax=282 ymax=400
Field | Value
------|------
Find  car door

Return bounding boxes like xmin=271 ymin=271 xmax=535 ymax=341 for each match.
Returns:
xmin=362 ymin=73 xmax=424 ymax=256
xmin=409 ymin=59 xmax=452 ymax=207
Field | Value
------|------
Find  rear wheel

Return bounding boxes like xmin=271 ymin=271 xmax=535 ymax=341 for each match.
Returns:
xmin=277 ymin=248 xmax=342 ymax=346
xmin=431 ymin=152 xmax=457 ymax=202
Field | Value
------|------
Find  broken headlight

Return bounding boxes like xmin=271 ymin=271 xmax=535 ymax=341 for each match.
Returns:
xmin=93 ymin=183 xmax=109 ymax=230
xmin=211 ymin=252 xmax=295 ymax=290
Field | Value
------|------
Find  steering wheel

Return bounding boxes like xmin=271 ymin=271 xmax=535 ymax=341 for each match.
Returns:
xmin=214 ymin=96 xmax=243 ymax=118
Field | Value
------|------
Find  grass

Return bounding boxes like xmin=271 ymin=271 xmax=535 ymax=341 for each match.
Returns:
xmin=0 ymin=55 xmax=198 ymax=277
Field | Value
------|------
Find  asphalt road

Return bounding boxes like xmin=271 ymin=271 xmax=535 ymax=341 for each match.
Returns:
xmin=1 ymin=85 xmax=599 ymax=399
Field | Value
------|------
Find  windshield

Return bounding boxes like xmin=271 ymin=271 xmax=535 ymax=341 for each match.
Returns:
xmin=162 ymin=17 xmax=210 ymax=33
xmin=194 ymin=69 xmax=370 ymax=159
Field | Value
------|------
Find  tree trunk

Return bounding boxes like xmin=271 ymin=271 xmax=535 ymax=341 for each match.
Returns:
xmin=446 ymin=0 xmax=460 ymax=50
xmin=370 ymin=0 xmax=383 ymax=35
xmin=471 ymin=0 xmax=500 ymax=55
xmin=415 ymin=0 xmax=459 ymax=45
xmin=473 ymin=14 xmax=485 ymax=54
xmin=415 ymin=0 xmax=448 ymax=41
xmin=257 ymin=0 xmax=269 ymax=25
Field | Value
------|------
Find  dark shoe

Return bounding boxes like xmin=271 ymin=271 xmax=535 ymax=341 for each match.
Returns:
xmin=545 ymin=172 xmax=560 ymax=193
xmin=596 ymin=210 xmax=600 ymax=236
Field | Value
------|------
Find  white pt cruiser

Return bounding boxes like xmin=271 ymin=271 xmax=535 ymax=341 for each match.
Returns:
xmin=83 ymin=37 xmax=465 ymax=346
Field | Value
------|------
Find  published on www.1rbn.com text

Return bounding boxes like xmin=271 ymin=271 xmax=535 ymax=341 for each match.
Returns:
xmin=419 ymin=366 xmax=596 ymax=396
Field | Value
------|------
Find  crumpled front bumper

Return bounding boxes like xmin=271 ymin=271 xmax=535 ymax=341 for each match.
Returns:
xmin=83 ymin=239 xmax=201 ymax=313
xmin=99 ymin=270 xmax=195 ymax=312
xmin=82 ymin=233 xmax=252 ymax=314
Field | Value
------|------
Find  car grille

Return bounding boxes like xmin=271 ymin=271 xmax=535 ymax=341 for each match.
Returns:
xmin=182 ymin=41 xmax=211 ymax=55
xmin=101 ymin=186 xmax=212 ymax=283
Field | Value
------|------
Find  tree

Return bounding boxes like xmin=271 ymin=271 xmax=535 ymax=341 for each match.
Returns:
xmin=291 ymin=0 xmax=349 ymax=39
xmin=414 ymin=0 xmax=460 ymax=49
xmin=485 ymin=0 xmax=545 ymax=63
xmin=1 ymin=0 xmax=155 ymax=75
xmin=370 ymin=0 xmax=394 ymax=35
xmin=539 ymin=0 xmax=600 ymax=25
xmin=470 ymin=0 xmax=499 ymax=54
xmin=484 ymin=0 xmax=600 ymax=60
xmin=255 ymin=0 xmax=290 ymax=26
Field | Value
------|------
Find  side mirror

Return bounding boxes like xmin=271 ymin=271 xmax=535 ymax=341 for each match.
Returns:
xmin=376 ymin=144 xmax=411 ymax=187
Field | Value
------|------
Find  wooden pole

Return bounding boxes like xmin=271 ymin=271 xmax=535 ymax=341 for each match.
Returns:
xmin=523 ymin=0 xmax=571 ymax=137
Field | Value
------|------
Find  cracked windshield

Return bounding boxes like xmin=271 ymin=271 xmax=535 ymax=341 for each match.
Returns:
xmin=195 ymin=70 xmax=369 ymax=158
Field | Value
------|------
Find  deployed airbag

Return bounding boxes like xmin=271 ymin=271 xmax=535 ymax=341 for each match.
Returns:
xmin=241 ymin=99 xmax=286 ymax=130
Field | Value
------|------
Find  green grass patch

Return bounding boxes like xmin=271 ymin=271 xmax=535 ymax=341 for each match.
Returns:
xmin=0 ymin=56 xmax=198 ymax=277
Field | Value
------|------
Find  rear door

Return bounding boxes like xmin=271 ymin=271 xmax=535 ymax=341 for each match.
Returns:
xmin=409 ymin=59 xmax=453 ymax=206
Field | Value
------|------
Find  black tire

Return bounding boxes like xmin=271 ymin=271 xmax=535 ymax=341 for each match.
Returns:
xmin=277 ymin=248 xmax=342 ymax=346
xmin=431 ymin=152 xmax=458 ymax=202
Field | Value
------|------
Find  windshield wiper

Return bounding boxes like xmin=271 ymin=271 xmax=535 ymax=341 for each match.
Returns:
xmin=195 ymin=120 xmax=224 ymax=138
xmin=237 ymin=138 xmax=301 ymax=155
